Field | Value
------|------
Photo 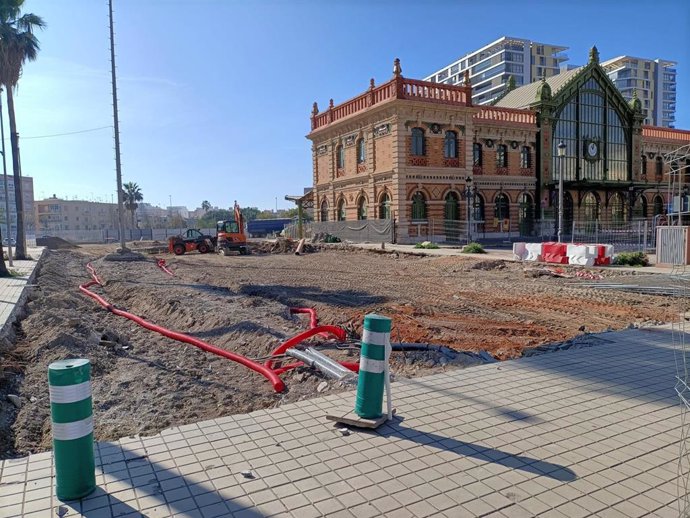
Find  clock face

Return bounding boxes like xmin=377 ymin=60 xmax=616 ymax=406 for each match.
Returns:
xmin=587 ymin=142 xmax=598 ymax=158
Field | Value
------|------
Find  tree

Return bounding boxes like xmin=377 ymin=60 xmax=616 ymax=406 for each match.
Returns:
xmin=122 ymin=181 xmax=143 ymax=228
xmin=201 ymin=200 xmax=211 ymax=213
xmin=0 ymin=0 xmax=45 ymax=260
xmin=197 ymin=209 xmax=232 ymax=228
xmin=241 ymin=207 xmax=260 ymax=221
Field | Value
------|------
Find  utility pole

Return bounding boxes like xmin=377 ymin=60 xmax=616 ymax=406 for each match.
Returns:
xmin=0 ymin=88 xmax=13 ymax=265
xmin=109 ymin=0 xmax=127 ymax=252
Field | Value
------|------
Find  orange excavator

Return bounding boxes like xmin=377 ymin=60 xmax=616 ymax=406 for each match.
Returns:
xmin=217 ymin=201 xmax=249 ymax=255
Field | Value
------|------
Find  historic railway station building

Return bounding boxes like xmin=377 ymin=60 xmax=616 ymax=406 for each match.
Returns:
xmin=307 ymin=48 xmax=690 ymax=243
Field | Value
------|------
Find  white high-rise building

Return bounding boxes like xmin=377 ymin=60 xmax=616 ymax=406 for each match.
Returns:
xmin=425 ymin=36 xmax=569 ymax=105
xmin=601 ymin=56 xmax=677 ymax=127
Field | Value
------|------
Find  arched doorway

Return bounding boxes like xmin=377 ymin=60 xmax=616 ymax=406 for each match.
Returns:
xmin=444 ymin=192 xmax=460 ymax=242
xmin=494 ymin=194 xmax=509 ymax=231
xmin=357 ymin=196 xmax=368 ymax=220
xmin=444 ymin=192 xmax=459 ymax=220
xmin=411 ymin=191 xmax=427 ymax=220
xmin=610 ymin=192 xmax=625 ymax=224
xmin=582 ymin=192 xmax=599 ymax=232
xmin=653 ymin=195 xmax=664 ymax=217
xmin=336 ymin=198 xmax=346 ymax=221
xmin=320 ymin=200 xmax=329 ymax=222
xmin=379 ymin=192 xmax=391 ymax=220
xmin=518 ymin=193 xmax=534 ymax=236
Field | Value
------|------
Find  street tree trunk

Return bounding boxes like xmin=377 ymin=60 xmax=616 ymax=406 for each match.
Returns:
xmin=6 ymin=87 xmax=27 ymax=260
xmin=0 ymin=224 xmax=10 ymax=277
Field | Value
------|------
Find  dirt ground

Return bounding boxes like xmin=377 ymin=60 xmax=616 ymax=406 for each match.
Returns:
xmin=0 ymin=244 xmax=680 ymax=458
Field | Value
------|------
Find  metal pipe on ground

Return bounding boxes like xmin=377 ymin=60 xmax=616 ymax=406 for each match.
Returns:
xmin=286 ymin=348 xmax=355 ymax=381
xmin=294 ymin=238 xmax=306 ymax=255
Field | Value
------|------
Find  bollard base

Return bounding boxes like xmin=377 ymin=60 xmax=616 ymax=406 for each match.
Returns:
xmin=326 ymin=407 xmax=396 ymax=429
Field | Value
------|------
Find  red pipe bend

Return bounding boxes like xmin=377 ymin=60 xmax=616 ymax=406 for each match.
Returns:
xmin=264 ymin=325 xmax=347 ymax=371
xmin=156 ymin=258 xmax=174 ymax=276
xmin=79 ymin=273 xmax=285 ymax=392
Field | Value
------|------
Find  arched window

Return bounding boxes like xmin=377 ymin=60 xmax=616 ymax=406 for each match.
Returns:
xmin=411 ymin=128 xmax=425 ymax=156
xmin=610 ymin=193 xmax=625 ymax=224
xmin=473 ymin=143 xmax=483 ymax=167
xmin=653 ymin=195 xmax=664 ymax=216
xmin=337 ymin=145 xmax=345 ymax=169
xmin=320 ymin=200 xmax=329 ymax=222
xmin=357 ymin=197 xmax=368 ymax=220
xmin=473 ymin=194 xmax=485 ymax=222
xmin=411 ymin=191 xmax=427 ymax=220
xmin=656 ymin=157 xmax=663 ymax=177
xmin=444 ymin=192 xmax=459 ymax=220
xmin=337 ymin=198 xmax=346 ymax=221
xmin=496 ymin=145 xmax=508 ymax=168
xmin=444 ymin=131 xmax=458 ymax=159
xmin=563 ymin=192 xmax=574 ymax=226
xmin=518 ymin=193 xmax=534 ymax=235
xmin=520 ymin=146 xmax=531 ymax=168
xmin=641 ymin=155 xmax=647 ymax=176
xmin=639 ymin=196 xmax=648 ymax=219
xmin=379 ymin=192 xmax=391 ymax=220
xmin=583 ymin=192 xmax=599 ymax=222
xmin=494 ymin=193 xmax=509 ymax=220
xmin=357 ymin=138 xmax=366 ymax=164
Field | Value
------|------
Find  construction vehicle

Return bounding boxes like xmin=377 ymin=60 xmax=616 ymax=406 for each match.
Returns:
xmin=168 ymin=229 xmax=216 ymax=255
xmin=217 ymin=202 xmax=249 ymax=256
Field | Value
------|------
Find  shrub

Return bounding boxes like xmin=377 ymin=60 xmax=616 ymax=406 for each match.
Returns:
xmin=613 ymin=252 xmax=649 ymax=267
xmin=462 ymin=242 xmax=487 ymax=254
xmin=414 ymin=241 xmax=439 ymax=249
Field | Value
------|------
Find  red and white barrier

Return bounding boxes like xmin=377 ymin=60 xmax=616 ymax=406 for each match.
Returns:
xmin=514 ymin=242 xmax=614 ymax=266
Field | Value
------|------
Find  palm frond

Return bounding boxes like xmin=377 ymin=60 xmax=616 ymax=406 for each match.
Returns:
xmin=16 ymin=12 xmax=44 ymax=33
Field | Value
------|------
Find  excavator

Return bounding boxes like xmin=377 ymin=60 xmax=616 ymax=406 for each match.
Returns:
xmin=216 ymin=201 xmax=249 ymax=255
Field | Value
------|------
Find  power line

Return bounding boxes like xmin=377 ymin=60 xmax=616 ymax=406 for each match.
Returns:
xmin=3 ymin=125 xmax=113 ymax=140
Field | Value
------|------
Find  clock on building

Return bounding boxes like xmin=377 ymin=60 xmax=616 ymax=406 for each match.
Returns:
xmin=584 ymin=139 xmax=600 ymax=162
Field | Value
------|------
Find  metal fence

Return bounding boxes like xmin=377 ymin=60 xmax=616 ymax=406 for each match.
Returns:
xmin=284 ymin=220 xmax=394 ymax=243
xmin=36 ymin=228 xmax=218 ymax=244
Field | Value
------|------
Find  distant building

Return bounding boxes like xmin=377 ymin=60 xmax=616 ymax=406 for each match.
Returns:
xmin=0 ymin=175 xmax=35 ymax=238
xmin=167 ymin=206 xmax=189 ymax=219
xmin=601 ymin=56 xmax=677 ymax=127
xmin=425 ymin=36 xmax=569 ymax=105
xmin=35 ymin=196 xmax=117 ymax=232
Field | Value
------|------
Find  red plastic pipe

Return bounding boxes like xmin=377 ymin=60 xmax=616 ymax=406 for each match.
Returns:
xmin=289 ymin=307 xmax=331 ymax=338
xmin=156 ymin=258 xmax=174 ymax=276
xmin=264 ymin=325 xmax=346 ymax=371
xmin=79 ymin=268 xmax=285 ymax=393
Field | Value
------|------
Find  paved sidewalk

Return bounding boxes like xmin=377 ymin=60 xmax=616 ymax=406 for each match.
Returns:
xmin=0 ymin=247 xmax=43 ymax=330
xmin=0 ymin=326 xmax=682 ymax=517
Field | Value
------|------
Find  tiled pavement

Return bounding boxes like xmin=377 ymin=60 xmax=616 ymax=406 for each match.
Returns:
xmin=0 ymin=247 xmax=43 ymax=328
xmin=0 ymin=326 xmax=683 ymax=517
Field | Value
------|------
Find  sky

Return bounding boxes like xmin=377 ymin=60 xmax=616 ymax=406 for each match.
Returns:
xmin=5 ymin=0 xmax=690 ymax=211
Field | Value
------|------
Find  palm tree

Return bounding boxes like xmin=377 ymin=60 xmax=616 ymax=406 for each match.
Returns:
xmin=0 ymin=0 xmax=45 ymax=260
xmin=201 ymin=200 xmax=211 ymax=213
xmin=123 ymin=182 xmax=143 ymax=228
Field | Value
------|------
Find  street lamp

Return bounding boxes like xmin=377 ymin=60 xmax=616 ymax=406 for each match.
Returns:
xmin=557 ymin=141 xmax=566 ymax=243
xmin=462 ymin=176 xmax=477 ymax=244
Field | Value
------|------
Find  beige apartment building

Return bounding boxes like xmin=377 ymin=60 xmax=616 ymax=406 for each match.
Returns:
xmin=35 ymin=196 xmax=118 ymax=232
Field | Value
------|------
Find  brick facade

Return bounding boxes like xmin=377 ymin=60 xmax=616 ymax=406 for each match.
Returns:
xmin=308 ymin=59 xmax=690 ymax=243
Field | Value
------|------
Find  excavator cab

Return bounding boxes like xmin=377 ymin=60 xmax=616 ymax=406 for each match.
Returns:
xmin=216 ymin=202 xmax=248 ymax=256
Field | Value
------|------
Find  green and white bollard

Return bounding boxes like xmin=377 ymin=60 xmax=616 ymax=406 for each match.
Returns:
xmin=49 ymin=359 xmax=96 ymax=501
xmin=355 ymin=314 xmax=392 ymax=419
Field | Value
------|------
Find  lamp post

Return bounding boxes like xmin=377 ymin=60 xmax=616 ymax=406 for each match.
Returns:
xmin=557 ymin=141 xmax=566 ymax=243
xmin=462 ymin=176 xmax=477 ymax=244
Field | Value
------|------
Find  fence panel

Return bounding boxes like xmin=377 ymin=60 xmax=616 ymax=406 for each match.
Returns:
xmin=285 ymin=220 xmax=393 ymax=243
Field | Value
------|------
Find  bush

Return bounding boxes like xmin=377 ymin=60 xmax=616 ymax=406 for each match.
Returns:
xmin=462 ymin=242 xmax=487 ymax=254
xmin=613 ymin=252 xmax=649 ymax=267
xmin=414 ymin=241 xmax=439 ymax=249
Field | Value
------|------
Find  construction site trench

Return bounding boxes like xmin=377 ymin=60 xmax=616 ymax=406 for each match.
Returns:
xmin=0 ymin=244 xmax=679 ymax=459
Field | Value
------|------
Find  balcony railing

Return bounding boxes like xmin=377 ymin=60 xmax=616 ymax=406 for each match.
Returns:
xmin=642 ymin=125 xmax=690 ymax=142
xmin=473 ymin=106 xmax=536 ymax=125
xmin=311 ymin=75 xmax=471 ymax=131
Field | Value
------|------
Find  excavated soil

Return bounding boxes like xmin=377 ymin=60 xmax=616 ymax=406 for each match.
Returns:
xmin=0 ymin=246 xmax=680 ymax=458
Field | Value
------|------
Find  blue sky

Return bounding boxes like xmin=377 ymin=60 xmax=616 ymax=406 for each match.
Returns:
xmin=7 ymin=0 xmax=690 ymax=210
